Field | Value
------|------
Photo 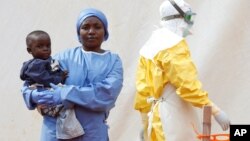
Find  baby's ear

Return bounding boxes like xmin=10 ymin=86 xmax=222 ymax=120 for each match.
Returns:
xmin=27 ymin=47 xmax=32 ymax=54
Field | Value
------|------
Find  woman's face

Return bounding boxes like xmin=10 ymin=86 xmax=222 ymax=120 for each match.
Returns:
xmin=79 ymin=16 xmax=105 ymax=52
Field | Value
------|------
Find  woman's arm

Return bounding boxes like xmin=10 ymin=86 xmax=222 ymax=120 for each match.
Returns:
xmin=134 ymin=56 xmax=153 ymax=113
xmin=21 ymin=83 xmax=36 ymax=110
xmin=21 ymin=82 xmax=55 ymax=110
xmin=59 ymin=56 xmax=123 ymax=112
xmin=163 ymin=40 xmax=212 ymax=107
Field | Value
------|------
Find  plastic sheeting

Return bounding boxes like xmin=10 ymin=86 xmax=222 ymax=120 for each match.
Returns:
xmin=0 ymin=0 xmax=249 ymax=140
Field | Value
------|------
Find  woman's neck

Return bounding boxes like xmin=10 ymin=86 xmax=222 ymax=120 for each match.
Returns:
xmin=82 ymin=46 xmax=105 ymax=53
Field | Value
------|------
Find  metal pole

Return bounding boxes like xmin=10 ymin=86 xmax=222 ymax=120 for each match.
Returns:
xmin=202 ymin=105 xmax=211 ymax=141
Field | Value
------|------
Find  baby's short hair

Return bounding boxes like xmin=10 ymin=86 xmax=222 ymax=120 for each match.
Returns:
xmin=26 ymin=30 xmax=50 ymax=47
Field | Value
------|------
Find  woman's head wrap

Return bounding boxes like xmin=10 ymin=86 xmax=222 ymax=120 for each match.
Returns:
xmin=76 ymin=8 xmax=109 ymax=42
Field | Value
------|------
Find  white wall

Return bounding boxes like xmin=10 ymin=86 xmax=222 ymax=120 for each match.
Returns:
xmin=0 ymin=0 xmax=249 ymax=140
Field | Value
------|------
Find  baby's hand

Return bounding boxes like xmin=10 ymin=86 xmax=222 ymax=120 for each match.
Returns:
xmin=37 ymin=104 xmax=47 ymax=109
xmin=63 ymin=70 xmax=68 ymax=76
xmin=62 ymin=70 xmax=69 ymax=81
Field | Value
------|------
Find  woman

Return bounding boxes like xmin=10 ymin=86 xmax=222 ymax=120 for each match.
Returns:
xmin=134 ymin=0 xmax=230 ymax=141
xmin=21 ymin=8 xmax=123 ymax=141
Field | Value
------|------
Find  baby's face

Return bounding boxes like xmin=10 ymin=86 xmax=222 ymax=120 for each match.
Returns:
xmin=28 ymin=34 xmax=51 ymax=60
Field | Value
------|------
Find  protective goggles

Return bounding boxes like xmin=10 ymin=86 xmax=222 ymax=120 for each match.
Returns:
xmin=162 ymin=0 xmax=196 ymax=25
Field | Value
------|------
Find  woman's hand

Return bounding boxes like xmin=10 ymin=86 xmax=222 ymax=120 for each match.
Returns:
xmin=31 ymin=83 xmax=62 ymax=106
xmin=31 ymin=89 xmax=54 ymax=105
xmin=213 ymin=110 xmax=230 ymax=131
xmin=211 ymin=103 xmax=230 ymax=131
xmin=49 ymin=83 xmax=62 ymax=105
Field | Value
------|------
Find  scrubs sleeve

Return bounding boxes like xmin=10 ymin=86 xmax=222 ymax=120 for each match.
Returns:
xmin=163 ymin=41 xmax=212 ymax=108
xmin=60 ymin=56 xmax=123 ymax=112
xmin=21 ymin=83 xmax=36 ymax=110
xmin=134 ymin=56 xmax=152 ymax=113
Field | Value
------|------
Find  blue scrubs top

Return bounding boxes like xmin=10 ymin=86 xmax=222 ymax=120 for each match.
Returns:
xmin=22 ymin=47 xmax=123 ymax=141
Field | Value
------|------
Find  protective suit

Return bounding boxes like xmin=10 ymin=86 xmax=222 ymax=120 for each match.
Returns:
xmin=134 ymin=0 xmax=230 ymax=141
xmin=22 ymin=47 xmax=123 ymax=141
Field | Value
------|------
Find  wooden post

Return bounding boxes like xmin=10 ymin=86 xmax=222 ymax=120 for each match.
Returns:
xmin=202 ymin=105 xmax=212 ymax=141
